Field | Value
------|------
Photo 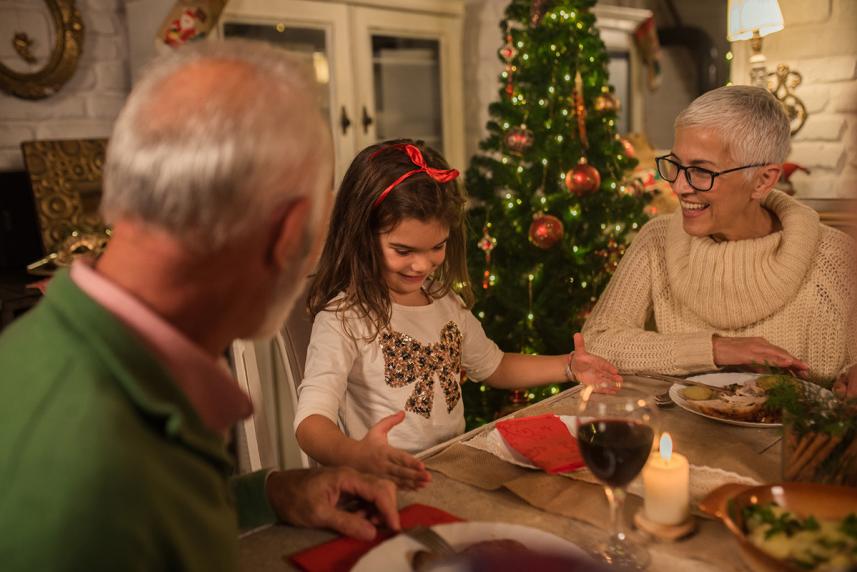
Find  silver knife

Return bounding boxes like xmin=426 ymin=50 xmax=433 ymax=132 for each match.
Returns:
xmin=624 ymin=371 xmax=729 ymax=394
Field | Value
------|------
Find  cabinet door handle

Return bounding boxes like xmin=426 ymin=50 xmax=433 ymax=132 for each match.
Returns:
xmin=361 ymin=106 xmax=374 ymax=134
xmin=339 ymin=106 xmax=352 ymax=135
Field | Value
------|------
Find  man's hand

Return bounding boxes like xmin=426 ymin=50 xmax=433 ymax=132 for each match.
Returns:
xmin=833 ymin=365 xmax=857 ymax=399
xmin=266 ymin=467 xmax=400 ymax=541
xmin=712 ymin=335 xmax=809 ymax=374
xmin=570 ymin=333 xmax=622 ymax=391
xmin=354 ymin=411 xmax=431 ymax=491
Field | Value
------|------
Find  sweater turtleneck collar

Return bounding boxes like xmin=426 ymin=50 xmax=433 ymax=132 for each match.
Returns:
xmin=664 ymin=190 xmax=820 ymax=329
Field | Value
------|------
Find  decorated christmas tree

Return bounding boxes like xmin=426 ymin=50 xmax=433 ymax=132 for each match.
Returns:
xmin=464 ymin=0 xmax=651 ymax=425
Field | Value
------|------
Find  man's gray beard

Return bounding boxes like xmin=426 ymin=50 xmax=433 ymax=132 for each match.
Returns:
xmin=247 ymin=222 xmax=316 ymax=340
xmin=249 ymin=256 xmax=307 ymax=340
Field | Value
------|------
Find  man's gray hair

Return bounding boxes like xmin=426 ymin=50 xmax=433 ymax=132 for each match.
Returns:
xmin=101 ymin=40 xmax=331 ymax=250
xmin=675 ymin=85 xmax=791 ymax=166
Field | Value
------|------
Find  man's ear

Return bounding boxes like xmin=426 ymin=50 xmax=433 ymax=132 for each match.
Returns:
xmin=751 ymin=164 xmax=783 ymax=201
xmin=270 ymin=197 xmax=311 ymax=270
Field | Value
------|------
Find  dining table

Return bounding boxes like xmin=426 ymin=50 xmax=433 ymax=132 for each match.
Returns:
xmin=239 ymin=375 xmax=782 ymax=571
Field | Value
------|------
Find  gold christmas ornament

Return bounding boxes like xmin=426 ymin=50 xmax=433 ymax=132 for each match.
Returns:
xmin=573 ymin=71 xmax=589 ymax=149
xmin=593 ymin=92 xmax=621 ymax=113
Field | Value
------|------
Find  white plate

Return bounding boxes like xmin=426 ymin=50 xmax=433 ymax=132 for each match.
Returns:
xmin=351 ymin=521 xmax=588 ymax=572
xmin=484 ymin=416 xmax=578 ymax=470
xmin=668 ymin=372 xmax=779 ymax=428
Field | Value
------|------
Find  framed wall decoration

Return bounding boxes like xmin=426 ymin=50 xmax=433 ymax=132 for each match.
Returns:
xmin=20 ymin=139 xmax=108 ymax=255
xmin=0 ymin=0 xmax=85 ymax=99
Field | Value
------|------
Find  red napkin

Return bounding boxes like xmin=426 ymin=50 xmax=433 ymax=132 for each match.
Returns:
xmin=290 ymin=503 xmax=462 ymax=572
xmin=496 ymin=414 xmax=584 ymax=474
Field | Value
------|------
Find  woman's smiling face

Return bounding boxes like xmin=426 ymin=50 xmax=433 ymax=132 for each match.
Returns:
xmin=669 ymin=127 xmax=765 ymax=240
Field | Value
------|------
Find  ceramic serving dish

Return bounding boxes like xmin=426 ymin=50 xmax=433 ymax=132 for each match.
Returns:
xmin=699 ymin=482 xmax=857 ymax=572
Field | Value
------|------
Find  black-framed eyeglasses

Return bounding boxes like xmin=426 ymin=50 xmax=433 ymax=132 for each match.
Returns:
xmin=655 ymin=155 xmax=768 ymax=192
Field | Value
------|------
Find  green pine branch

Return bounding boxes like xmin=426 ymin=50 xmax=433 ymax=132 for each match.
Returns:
xmin=464 ymin=0 xmax=652 ymax=427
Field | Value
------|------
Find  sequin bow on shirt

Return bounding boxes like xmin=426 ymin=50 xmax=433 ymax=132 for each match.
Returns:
xmin=380 ymin=321 xmax=462 ymax=418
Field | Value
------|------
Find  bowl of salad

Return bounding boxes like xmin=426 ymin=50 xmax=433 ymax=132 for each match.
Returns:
xmin=699 ymin=483 xmax=857 ymax=572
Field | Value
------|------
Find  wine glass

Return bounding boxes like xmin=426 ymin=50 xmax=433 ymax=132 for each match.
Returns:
xmin=576 ymin=381 xmax=658 ymax=570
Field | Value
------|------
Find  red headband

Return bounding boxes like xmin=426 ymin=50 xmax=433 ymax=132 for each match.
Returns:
xmin=370 ymin=143 xmax=460 ymax=208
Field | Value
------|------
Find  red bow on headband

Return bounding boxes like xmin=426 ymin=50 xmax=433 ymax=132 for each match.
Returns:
xmin=371 ymin=144 xmax=460 ymax=208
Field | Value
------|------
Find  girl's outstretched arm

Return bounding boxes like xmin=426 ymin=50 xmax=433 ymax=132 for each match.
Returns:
xmin=484 ymin=333 xmax=622 ymax=390
xmin=295 ymin=412 xmax=431 ymax=491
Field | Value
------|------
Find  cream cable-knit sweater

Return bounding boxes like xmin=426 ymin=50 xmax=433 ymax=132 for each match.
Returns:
xmin=583 ymin=191 xmax=855 ymax=380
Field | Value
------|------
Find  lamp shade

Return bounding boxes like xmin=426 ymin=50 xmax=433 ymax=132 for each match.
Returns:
xmin=727 ymin=0 xmax=784 ymax=41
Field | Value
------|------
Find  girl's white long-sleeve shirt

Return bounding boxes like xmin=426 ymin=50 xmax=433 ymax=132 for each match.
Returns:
xmin=295 ymin=293 xmax=504 ymax=454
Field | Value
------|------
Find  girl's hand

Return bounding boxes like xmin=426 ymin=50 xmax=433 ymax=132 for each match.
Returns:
xmin=355 ymin=411 xmax=431 ymax=491
xmin=570 ymin=333 xmax=622 ymax=392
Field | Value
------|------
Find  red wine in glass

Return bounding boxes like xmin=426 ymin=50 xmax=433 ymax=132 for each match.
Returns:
xmin=577 ymin=419 xmax=654 ymax=488
xmin=576 ymin=383 xmax=658 ymax=570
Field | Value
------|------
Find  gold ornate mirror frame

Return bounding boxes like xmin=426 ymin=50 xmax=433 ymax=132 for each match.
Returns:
xmin=21 ymin=139 xmax=108 ymax=255
xmin=0 ymin=0 xmax=85 ymax=100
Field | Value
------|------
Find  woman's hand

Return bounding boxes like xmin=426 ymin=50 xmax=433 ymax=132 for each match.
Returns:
xmin=712 ymin=335 xmax=809 ymax=374
xmin=570 ymin=333 xmax=623 ymax=391
xmin=833 ymin=366 xmax=857 ymax=399
xmin=353 ymin=411 xmax=431 ymax=491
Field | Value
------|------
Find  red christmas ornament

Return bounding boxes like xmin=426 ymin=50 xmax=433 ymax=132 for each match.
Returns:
xmin=529 ymin=214 xmax=564 ymax=250
xmin=477 ymin=227 xmax=497 ymax=289
xmin=565 ymin=162 xmax=601 ymax=195
xmin=500 ymin=34 xmax=516 ymax=97
xmin=504 ymin=126 xmax=534 ymax=155
xmin=499 ymin=35 xmax=517 ymax=61
xmin=620 ymin=137 xmax=636 ymax=158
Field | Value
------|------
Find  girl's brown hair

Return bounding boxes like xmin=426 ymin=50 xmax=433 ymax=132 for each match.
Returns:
xmin=307 ymin=138 xmax=473 ymax=341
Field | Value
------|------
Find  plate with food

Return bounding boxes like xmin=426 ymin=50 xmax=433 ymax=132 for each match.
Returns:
xmin=351 ymin=521 xmax=588 ymax=572
xmin=668 ymin=372 xmax=804 ymax=427
xmin=700 ymin=482 xmax=857 ymax=572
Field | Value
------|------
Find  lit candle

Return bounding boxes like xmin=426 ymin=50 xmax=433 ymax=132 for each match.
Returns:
xmin=642 ymin=433 xmax=690 ymax=525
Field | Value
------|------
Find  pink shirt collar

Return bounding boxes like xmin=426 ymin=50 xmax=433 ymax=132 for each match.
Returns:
xmin=70 ymin=260 xmax=253 ymax=433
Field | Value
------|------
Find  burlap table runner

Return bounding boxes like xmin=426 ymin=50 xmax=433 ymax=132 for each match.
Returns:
xmin=422 ymin=383 xmax=780 ymax=570
xmin=423 ymin=442 xmax=747 ymax=569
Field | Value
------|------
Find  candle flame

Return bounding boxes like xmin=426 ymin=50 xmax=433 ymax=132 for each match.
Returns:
xmin=660 ymin=432 xmax=673 ymax=463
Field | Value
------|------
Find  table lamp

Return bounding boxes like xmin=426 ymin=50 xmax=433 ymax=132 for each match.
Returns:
xmin=727 ymin=0 xmax=784 ymax=87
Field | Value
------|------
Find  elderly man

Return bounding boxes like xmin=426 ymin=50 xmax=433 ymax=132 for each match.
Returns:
xmin=0 ymin=41 xmax=398 ymax=571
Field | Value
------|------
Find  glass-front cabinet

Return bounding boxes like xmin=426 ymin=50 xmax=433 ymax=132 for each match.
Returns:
xmin=218 ymin=0 xmax=465 ymax=184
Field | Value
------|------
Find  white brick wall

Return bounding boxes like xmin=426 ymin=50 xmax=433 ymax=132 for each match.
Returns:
xmin=0 ymin=0 xmax=130 ymax=171
xmin=731 ymin=0 xmax=857 ymax=198
xmin=462 ymin=0 xmax=506 ymax=161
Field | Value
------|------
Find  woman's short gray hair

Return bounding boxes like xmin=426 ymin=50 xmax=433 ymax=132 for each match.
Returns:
xmin=101 ymin=40 xmax=331 ymax=251
xmin=675 ymin=85 xmax=791 ymax=165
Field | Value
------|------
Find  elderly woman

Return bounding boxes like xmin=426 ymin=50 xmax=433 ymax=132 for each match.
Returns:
xmin=583 ymin=85 xmax=854 ymax=381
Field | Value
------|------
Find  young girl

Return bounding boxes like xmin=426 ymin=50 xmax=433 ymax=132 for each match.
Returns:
xmin=294 ymin=139 xmax=621 ymax=490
